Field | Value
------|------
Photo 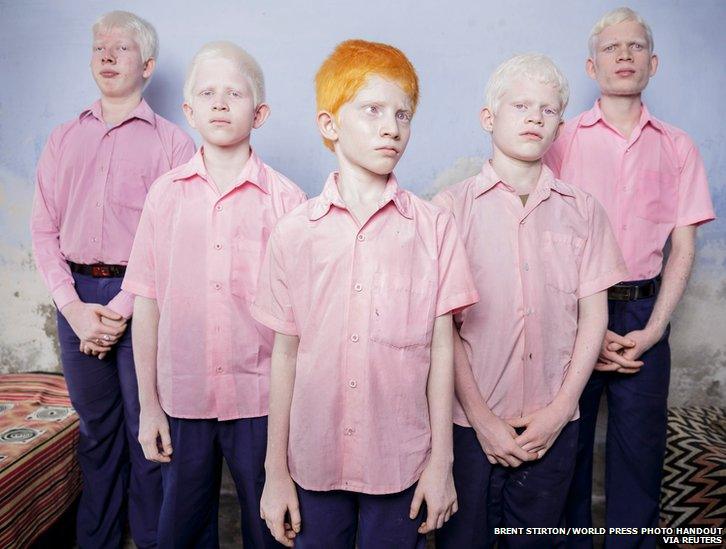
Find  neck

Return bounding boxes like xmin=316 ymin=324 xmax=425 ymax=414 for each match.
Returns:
xmin=336 ymin=155 xmax=389 ymax=205
xmin=201 ymin=139 xmax=252 ymax=194
xmin=100 ymin=92 xmax=143 ymax=125
xmin=490 ymin=149 xmax=542 ymax=195
xmin=598 ymin=94 xmax=643 ymax=138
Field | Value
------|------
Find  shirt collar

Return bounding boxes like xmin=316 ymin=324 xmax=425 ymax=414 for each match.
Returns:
xmin=579 ymin=99 xmax=663 ymax=133
xmin=79 ymin=98 xmax=156 ymax=127
xmin=474 ymin=161 xmax=574 ymax=199
xmin=173 ymin=147 xmax=270 ymax=194
xmin=308 ymin=172 xmax=413 ymax=221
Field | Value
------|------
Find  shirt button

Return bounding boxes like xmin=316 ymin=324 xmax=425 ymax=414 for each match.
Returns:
xmin=622 ymin=225 xmax=628 ymax=230
xmin=214 ymin=283 xmax=222 ymax=290
xmin=523 ymin=262 xmax=530 ymax=271
xmin=215 ymin=205 xmax=223 ymax=211
xmin=353 ymin=283 xmax=362 ymax=292
xmin=214 ymin=243 xmax=222 ymax=250
xmin=348 ymin=379 xmax=357 ymax=388
xmin=357 ymin=234 xmax=365 ymax=242
xmin=91 ymin=237 xmax=97 ymax=243
xmin=95 ymin=201 xmax=102 ymax=208
xmin=216 ymin=366 xmax=223 ymax=373
xmin=525 ymin=308 xmax=533 ymax=316
xmin=350 ymin=334 xmax=359 ymax=343
xmin=520 ymin=219 xmax=526 ymax=225
xmin=344 ymin=427 xmax=355 ymax=436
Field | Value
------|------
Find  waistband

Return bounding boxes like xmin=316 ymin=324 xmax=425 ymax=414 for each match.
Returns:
xmin=68 ymin=261 xmax=126 ymax=278
xmin=607 ymin=276 xmax=660 ymax=301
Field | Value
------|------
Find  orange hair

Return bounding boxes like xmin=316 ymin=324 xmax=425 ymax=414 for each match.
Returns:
xmin=315 ymin=39 xmax=419 ymax=150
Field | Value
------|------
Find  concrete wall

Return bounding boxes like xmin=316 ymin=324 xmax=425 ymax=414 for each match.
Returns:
xmin=0 ymin=0 xmax=723 ymax=406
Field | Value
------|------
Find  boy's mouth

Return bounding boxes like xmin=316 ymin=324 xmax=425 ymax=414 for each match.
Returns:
xmin=615 ymin=69 xmax=636 ymax=77
xmin=210 ymin=119 xmax=231 ymax=125
xmin=99 ymin=71 xmax=119 ymax=78
xmin=376 ymin=146 xmax=400 ymax=156
xmin=520 ymin=131 xmax=543 ymax=140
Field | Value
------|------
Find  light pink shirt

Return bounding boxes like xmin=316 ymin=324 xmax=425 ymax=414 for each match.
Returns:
xmin=251 ymin=173 xmax=478 ymax=494
xmin=30 ymin=99 xmax=196 ymax=318
xmin=434 ymin=163 xmax=628 ymax=424
xmin=122 ymin=149 xmax=306 ymax=421
xmin=545 ymin=101 xmax=715 ymax=281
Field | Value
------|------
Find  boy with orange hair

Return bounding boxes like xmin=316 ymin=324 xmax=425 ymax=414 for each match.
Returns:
xmin=251 ymin=39 xmax=478 ymax=548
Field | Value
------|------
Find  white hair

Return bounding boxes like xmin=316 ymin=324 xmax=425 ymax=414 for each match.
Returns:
xmin=183 ymin=41 xmax=265 ymax=106
xmin=589 ymin=7 xmax=654 ymax=57
xmin=92 ymin=11 xmax=159 ymax=63
xmin=484 ymin=53 xmax=569 ymax=117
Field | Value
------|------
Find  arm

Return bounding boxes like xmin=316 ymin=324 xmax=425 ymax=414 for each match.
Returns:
xmin=620 ymin=225 xmax=696 ymax=362
xmin=260 ymin=332 xmax=301 ymax=547
xmin=409 ymin=313 xmax=458 ymax=533
xmin=133 ymin=296 xmax=172 ymax=463
xmin=453 ymin=326 xmax=534 ymax=467
xmin=510 ymin=290 xmax=607 ymax=457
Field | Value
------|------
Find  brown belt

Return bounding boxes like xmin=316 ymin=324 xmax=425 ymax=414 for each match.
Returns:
xmin=607 ymin=277 xmax=659 ymax=301
xmin=68 ymin=261 xmax=126 ymax=278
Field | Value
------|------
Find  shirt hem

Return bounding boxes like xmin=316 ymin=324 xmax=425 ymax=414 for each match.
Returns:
xmin=250 ymin=304 xmax=298 ymax=336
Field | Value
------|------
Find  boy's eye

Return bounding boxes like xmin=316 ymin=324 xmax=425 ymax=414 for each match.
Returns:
xmin=514 ymin=103 xmax=526 ymax=110
xmin=199 ymin=90 xmax=213 ymax=97
xmin=396 ymin=111 xmax=412 ymax=122
xmin=631 ymin=43 xmax=643 ymax=51
xmin=543 ymin=107 xmax=558 ymax=116
xmin=229 ymin=90 xmax=241 ymax=98
xmin=364 ymin=105 xmax=380 ymax=115
xmin=120 ymin=45 xmax=128 ymax=51
xmin=604 ymin=45 xmax=616 ymax=52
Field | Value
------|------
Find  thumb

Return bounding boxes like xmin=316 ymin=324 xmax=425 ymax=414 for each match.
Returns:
xmin=409 ymin=485 xmax=424 ymax=519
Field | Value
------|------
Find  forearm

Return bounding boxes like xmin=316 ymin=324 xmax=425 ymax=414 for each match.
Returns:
xmin=427 ymin=314 xmax=454 ymax=465
xmin=107 ymin=289 xmax=135 ymax=319
xmin=645 ymin=226 xmax=696 ymax=337
xmin=555 ymin=291 xmax=608 ymax=415
xmin=132 ymin=296 xmax=160 ymax=410
xmin=453 ymin=326 xmax=495 ymax=425
xmin=265 ymin=333 xmax=299 ymax=475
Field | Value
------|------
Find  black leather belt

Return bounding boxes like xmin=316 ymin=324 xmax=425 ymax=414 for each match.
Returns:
xmin=68 ymin=261 xmax=126 ymax=278
xmin=607 ymin=276 xmax=659 ymax=301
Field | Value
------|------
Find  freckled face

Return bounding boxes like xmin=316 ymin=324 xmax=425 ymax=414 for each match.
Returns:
xmin=91 ymin=27 xmax=152 ymax=98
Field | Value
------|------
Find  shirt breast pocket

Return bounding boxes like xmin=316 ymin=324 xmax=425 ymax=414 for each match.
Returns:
xmin=634 ymin=169 xmax=678 ymax=224
xmin=231 ymin=234 xmax=267 ymax=302
xmin=369 ymin=273 xmax=436 ymax=348
xmin=542 ymin=231 xmax=583 ymax=295
xmin=110 ymin=160 xmax=152 ymax=211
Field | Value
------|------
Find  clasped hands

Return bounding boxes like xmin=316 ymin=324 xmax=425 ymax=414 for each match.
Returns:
xmin=61 ymin=301 xmax=128 ymax=359
xmin=594 ymin=328 xmax=662 ymax=374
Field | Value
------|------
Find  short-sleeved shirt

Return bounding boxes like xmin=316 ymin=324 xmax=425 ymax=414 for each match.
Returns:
xmin=434 ymin=163 xmax=628 ymax=424
xmin=545 ymin=101 xmax=715 ymax=281
xmin=122 ymin=148 xmax=306 ymax=421
xmin=30 ymin=99 xmax=196 ymax=317
xmin=251 ymin=172 xmax=479 ymax=494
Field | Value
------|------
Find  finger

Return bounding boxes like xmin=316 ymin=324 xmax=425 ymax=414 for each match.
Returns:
xmin=606 ymin=341 xmax=625 ymax=352
xmin=409 ymin=487 xmax=424 ymax=519
xmin=496 ymin=456 xmax=510 ymax=467
xmin=594 ymin=361 xmax=621 ymax=372
xmin=507 ymin=415 xmax=530 ymax=429
xmin=284 ymin=523 xmax=297 ymax=539
xmin=486 ymin=454 xmax=497 ymax=465
xmin=616 ymin=365 xmax=642 ymax=375
xmin=436 ymin=511 xmax=445 ymax=530
xmin=606 ymin=331 xmax=635 ymax=348
xmin=290 ymin=502 xmax=301 ymax=533
xmin=452 ymin=500 xmax=459 ymax=515
xmin=159 ymin=422 xmax=173 ymax=456
xmin=503 ymin=454 xmax=522 ymax=467
xmin=601 ymin=349 xmax=643 ymax=369
xmin=97 ymin=352 xmax=107 ymax=360
xmin=94 ymin=306 xmax=122 ymax=321
xmin=444 ymin=510 xmax=452 ymax=524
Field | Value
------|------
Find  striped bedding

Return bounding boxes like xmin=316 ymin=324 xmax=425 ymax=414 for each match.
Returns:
xmin=0 ymin=373 xmax=81 ymax=548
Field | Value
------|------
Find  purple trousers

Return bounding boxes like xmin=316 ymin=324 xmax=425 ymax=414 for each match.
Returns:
xmin=57 ymin=271 xmax=161 ymax=548
xmin=157 ymin=415 xmax=280 ymax=549
xmin=293 ymin=483 xmax=426 ymax=549
xmin=437 ymin=420 xmax=579 ymax=549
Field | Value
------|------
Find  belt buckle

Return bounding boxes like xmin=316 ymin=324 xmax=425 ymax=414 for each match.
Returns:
xmin=91 ymin=265 xmax=111 ymax=277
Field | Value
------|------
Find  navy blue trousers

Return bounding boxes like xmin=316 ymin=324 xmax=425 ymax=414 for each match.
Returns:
xmin=157 ymin=415 xmax=280 ymax=549
xmin=56 ymin=272 xmax=162 ymax=548
xmin=565 ymin=289 xmax=670 ymax=549
xmin=293 ymin=483 xmax=426 ymax=549
xmin=437 ymin=420 xmax=579 ymax=549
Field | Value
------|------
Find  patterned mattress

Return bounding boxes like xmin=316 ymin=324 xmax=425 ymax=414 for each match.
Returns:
xmin=0 ymin=373 xmax=81 ymax=548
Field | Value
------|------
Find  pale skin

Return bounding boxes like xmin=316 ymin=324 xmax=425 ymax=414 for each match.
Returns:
xmin=261 ymin=76 xmax=457 ymax=545
xmin=135 ymin=55 xmax=270 ymax=462
xmin=586 ymin=20 xmax=698 ymax=373
xmin=64 ymin=26 xmax=156 ymax=359
xmin=456 ymin=79 xmax=608 ymax=464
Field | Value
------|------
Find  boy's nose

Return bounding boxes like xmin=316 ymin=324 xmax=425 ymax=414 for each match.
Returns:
xmin=379 ymin=116 xmax=400 ymax=138
xmin=212 ymin=101 xmax=229 ymax=111
xmin=616 ymin=46 xmax=633 ymax=62
xmin=527 ymin=113 xmax=544 ymax=125
xmin=101 ymin=53 xmax=116 ymax=64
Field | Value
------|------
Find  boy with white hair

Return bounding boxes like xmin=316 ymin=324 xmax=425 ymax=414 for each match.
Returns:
xmin=545 ymin=7 xmax=715 ymax=547
xmin=30 ymin=10 xmax=194 ymax=548
xmin=434 ymin=54 xmax=628 ymax=548
xmin=123 ymin=41 xmax=306 ymax=547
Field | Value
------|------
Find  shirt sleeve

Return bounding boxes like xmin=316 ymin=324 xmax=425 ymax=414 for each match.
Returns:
xmin=172 ymin=131 xmax=196 ymax=168
xmin=121 ymin=191 xmax=158 ymax=300
xmin=434 ymin=211 xmax=479 ymax=317
xmin=30 ymin=127 xmax=80 ymax=310
xmin=675 ymin=139 xmax=716 ymax=228
xmin=250 ymin=227 xmax=298 ymax=335
xmin=578 ymin=195 xmax=630 ymax=298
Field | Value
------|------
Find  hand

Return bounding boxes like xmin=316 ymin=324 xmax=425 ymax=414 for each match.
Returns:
xmin=620 ymin=328 xmax=661 ymax=362
xmin=594 ymin=330 xmax=643 ymax=374
xmin=260 ymin=472 xmax=301 ymax=547
xmin=409 ymin=459 xmax=458 ymax=534
xmin=138 ymin=405 xmax=172 ymax=463
xmin=62 ymin=301 xmax=126 ymax=347
xmin=508 ymin=401 xmax=573 ymax=459
xmin=472 ymin=411 xmax=536 ymax=467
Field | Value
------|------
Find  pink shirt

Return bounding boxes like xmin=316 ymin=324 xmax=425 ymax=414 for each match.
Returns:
xmin=251 ymin=173 xmax=478 ymax=494
xmin=122 ymin=149 xmax=306 ymax=421
xmin=31 ymin=99 xmax=196 ymax=318
xmin=545 ymin=101 xmax=715 ymax=281
xmin=434 ymin=163 xmax=628 ymax=424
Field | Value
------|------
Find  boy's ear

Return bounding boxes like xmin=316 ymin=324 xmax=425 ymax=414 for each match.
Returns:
xmin=143 ymin=57 xmax=156 ymax=80
xmin=253 ymin=103 xmax=271 ymax=129
xmin=182 ymin=102 xmax=196 ymax=129
xmin=649 ymin=53 xmax=659 ymax=77
xmin=317 ymin=110 xmax=338 ymax=144
xmin=555 ymin=119 xmax=564 ymax=140
xmin=480 ymin=107 xmax=494 ymax=133
xmin=585 ymin=57 xmax=597 ymax=81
